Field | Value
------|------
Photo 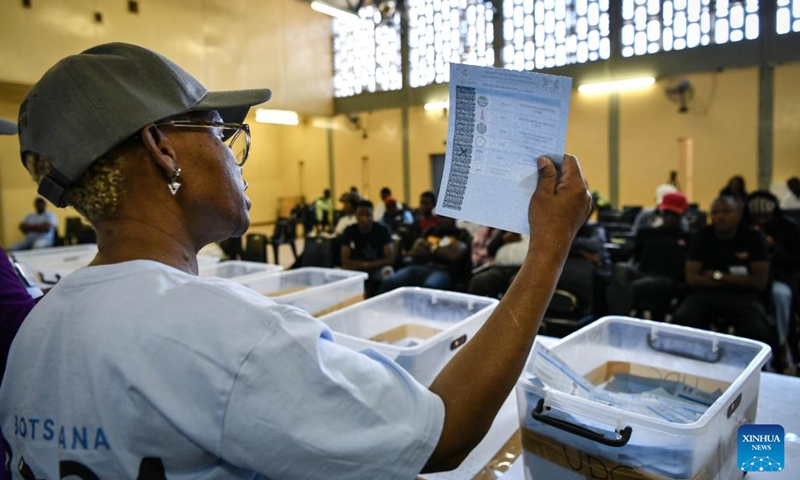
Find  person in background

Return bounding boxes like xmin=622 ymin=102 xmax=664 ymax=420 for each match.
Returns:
xmin=672 ymin=196 xmax=777 ymax=358
xmin=341 ymin=200 xmax=394 ymax=297
xmin=8 ymin=196 xmax=58 ymax=251
xmin=373 ymin=186 xmax=403 ymax=222
xmin=470 ymin=226 xmax=503 ymax=269
xmin=333 ymin=192 xmax=360 ymax=236
xmin=720 ymin=175 xmax=749 ymax=212
xmin=0 ymin=42 xmax=595 ymax=478
xmin=627 ymin=192 xmax=691 ymax=321
xmin=783 ymin=176 xmax=800 ymax=209
xmin=379 ymin=215 xmax=471 ymax=293
xmin=313 ymin=188 xmax=334 ymax=235
xmin=746 ymin=191 xmax=800 ymax=358
xmin=381 ymin=197 xmax=414 ymax=234
xmin=409 ymin=191 xmax=441 ymax=244
xmin=632 ymin=183 xmax=678 ymax=232
xmin=468 ymin=232 xmax=526 ymax=299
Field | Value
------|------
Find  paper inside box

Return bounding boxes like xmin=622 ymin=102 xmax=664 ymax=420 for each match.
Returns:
xmin=583 ymin=361 xmax=731 ymax=395
xmin=369 ymin=323 xmax=443 ymax=346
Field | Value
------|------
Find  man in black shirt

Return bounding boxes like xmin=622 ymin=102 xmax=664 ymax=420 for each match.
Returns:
xmin=340 ymin=200 xmax=394 ymax=297
xmin=672 ymin=196 xmax=775 ymax=350
xmin=629 ymin=192 xmax=692 ymax=320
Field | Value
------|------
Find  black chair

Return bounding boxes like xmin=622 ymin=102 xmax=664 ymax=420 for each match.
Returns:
xmin=64 ymin=217 xmax=84 ymax=245
xmin=540 ymin=257 xmax=597 ymax=338
xmin=242 ymin=234 xmax=268 ymax=263
xmin=299 ymin=236 xmax=336 ymax=268
xmin=219 ymin=237 xmax=243 ymax=260
xmin=270 ymin=218 xmax=298 ymax=265
xmin=620 ymin=205 xmax=643 ymax=225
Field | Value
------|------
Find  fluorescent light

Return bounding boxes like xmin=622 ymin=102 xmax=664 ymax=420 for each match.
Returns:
xmin=310 ymin=1 xmax=360 ymax=22
xmin=255 ymin=109 xmax=299 ymax=126
xmin=424 ymin=101 xmax=449 ymax=111
xmin=578 ymin=77 xmax=656 ymax=95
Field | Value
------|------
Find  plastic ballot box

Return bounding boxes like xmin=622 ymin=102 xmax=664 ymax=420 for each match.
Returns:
xmin=516 ymin=316 xmax=771 ymax=480
xmin=237 ymin=267 xmax=367 ymax=317
xmin=319 ymin=287 xmax=498 ymax=386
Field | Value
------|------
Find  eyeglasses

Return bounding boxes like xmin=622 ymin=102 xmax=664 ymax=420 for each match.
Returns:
xmin=155 ymin=120 xmax=251 ymax=167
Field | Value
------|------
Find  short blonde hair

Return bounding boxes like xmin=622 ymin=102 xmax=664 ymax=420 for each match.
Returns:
xmin=23 ymin=152 xmax=126 ymax=224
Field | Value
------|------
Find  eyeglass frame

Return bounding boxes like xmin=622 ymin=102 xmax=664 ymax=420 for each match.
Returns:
xmin=154 ymin=120 xmax=251 ymax=167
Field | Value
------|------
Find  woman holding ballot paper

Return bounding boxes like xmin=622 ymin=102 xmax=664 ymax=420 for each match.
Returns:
xmin=0 ymin=42 xmax=591 ymax=479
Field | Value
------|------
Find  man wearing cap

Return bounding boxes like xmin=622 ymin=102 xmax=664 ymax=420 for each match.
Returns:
xmin=373 ymin=186 xmax=403 ymax=222
xmin=625 ymin=192 xmax=691 ymax=321
xmin=632 ymin=183 xmax=678 ymax=233
xmin=672 ymin=196 xmax=776 ymax=354
xmin=0 ymin=42 xmax=592 ymax=479
xmin=333 ymin=191 xmax=359 ymax=236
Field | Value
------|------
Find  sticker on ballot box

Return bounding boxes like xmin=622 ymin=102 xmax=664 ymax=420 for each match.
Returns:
xmin=738 ymin=424 xmax=784 ymax=472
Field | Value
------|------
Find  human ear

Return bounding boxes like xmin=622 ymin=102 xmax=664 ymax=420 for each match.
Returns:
xmin=139 ymin=123 xmax=179 ymax=180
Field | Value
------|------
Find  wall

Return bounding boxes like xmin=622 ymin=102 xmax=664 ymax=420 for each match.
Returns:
xmin=774 ymin=62 xmax=800 ymax=196
xmin=0 ymin=0 xmax=333 ymax=114
xmin=619 ymin=67 xmax=760 ymax=209
xmin=0 ymin=0 xmax=334 ymax=246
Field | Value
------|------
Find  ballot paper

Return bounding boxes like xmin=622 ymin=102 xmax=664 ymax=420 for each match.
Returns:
xmin=435 ymin=64 xmax=572 ymax=235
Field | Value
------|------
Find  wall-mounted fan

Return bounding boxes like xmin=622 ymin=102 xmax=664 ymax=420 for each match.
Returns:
xmin=665 ymin=79 xmax=694 ymax=114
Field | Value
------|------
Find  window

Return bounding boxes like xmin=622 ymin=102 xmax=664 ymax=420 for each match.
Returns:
xmin=407 ymin=0 xmax=495 ymax=88
xmin=333 ymin=6 xmax=402 ymax=98
xmin=776 ymin=0 xmax=800 ymax=34
xmin=621 ymin=0 xmax=759 ymax=58
xmin=502 ymin=0 xmax=610 ymax=71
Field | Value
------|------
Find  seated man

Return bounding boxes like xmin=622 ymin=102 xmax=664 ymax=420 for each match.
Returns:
xmin=408 ymin=191 xmax=441 ymax=244
xmin=468 ymin=233 xmax=525 ymax=299
xmin=9 ymin=197 xmax=58 ymax=251
xmin=381 ymin=197 xmax=414 ymax=234
xmin=747 ymin=191 xmax=800 ymax=353
xmin=628 ymin=192 xmax=691 ymax=320
xmin=333 ymin=193 xmax=360 ymax=236
xmin=379 ymin=216 xmax=470 ymax=293
xmin=672 ymin=196 xmax=776 ymax=353
xmin=341 ymin=200 xmax=394 ymax=297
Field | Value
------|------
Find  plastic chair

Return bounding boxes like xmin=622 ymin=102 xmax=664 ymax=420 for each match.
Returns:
xmin=218 ymin=237 xmax=243 ymax=260
xmin=541 ymin=257 xmax=597 ymax=338
xmin=242 ymin=234 xmax=268 ymax=263
xmin=270 ymin=218 xmax=298 ymax=265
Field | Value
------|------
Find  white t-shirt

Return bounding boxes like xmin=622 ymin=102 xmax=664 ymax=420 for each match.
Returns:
xmin=334 ymin=214 xmax=357 ymax=236
xmin=0 ymin=260 xmax=443 ymax=480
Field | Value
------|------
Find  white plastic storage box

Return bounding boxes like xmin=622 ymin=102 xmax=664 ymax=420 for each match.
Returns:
xmin=516 ymin=316 xmax=770 ymax=480
xmin=11 ymin=244 xmax=98 ymax=283
xmin=237 ymin=267 xmax=367 ymax=317
xmin=198 ymin=260 xmax=282 ymax=282
xmin=319 ymin=287 xmax=498 ymax=386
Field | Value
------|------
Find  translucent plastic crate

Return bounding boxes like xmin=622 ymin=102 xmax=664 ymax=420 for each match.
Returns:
xmin=237 ymin=267 xmax=367 ymax=317
xmin=11 ymin=244 xmax=97 ymax=283
xmin=319 ymin=287 xmax=498 ymax=386
xmin=516 ymin=316 xmax=770 ymax=480
xmin=198 ymin=260 xmax=282 ymax=281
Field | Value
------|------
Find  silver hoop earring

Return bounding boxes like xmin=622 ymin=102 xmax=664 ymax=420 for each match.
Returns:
xmin=168 ymin=168 xmax=182 ymax=196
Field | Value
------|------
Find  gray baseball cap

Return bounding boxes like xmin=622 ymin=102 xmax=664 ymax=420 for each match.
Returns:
xmin=0 ymin=118 xmax=16 ymax=135
xmin=19 ymin=42 xmax=271 ymax=207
